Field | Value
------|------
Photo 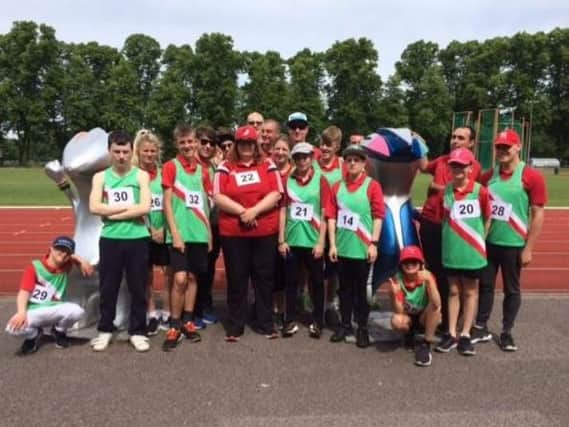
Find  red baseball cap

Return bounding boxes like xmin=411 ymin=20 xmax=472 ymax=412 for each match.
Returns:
xmin=399 ymin=245 xmax=425 ymax=264
xmin=447 ymin=147 xmax=475 ymax=166
xmin=234 ymin=125 xmax=258 ymax=142
xmin=494 ymin=129 xmax=521 ymax=146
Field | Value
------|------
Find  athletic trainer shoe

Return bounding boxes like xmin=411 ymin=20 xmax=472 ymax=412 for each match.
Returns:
xmin=193 ymin=318 xmax=207 ymax=330
xmin=129 ymin=335 xmax=150 ymax=352
xmin=202 ymin=311 xmax=218 ymax=325
xmin=162 ymin=328 xmax=183 ymax=352
xmin=282 ymin=321 xmax=299 ymax=338
xmin=146 ymin=317 xmax=160 ymax=336
xmin=414 ymin=341 xmax=432 ymax=367
xmin=434 ymin=333 xmax=457 ymax=353
xmin=181 ymin=321 xmax=202 ymax=343
xmin=330 ymin=325 xmax=354 ymax=343
xmin=19 ymin=329 xmax=43 ymax=356
xmin=91 ymin=332 xmax=113 ymax=352
xmin=470 ymin=324 xmax=492 ymax=344
xmin=457 ymin=335 xmax=476 ymax=356
xmin=308 ymin=322 xmax=322 ymax=339
xmin=499 ymin=332 xmax=518 ymax=352
xmin=51 ymin=326 xmax=69 ymax=349
xmin=356 ymin=327 xmax=370 ymax=349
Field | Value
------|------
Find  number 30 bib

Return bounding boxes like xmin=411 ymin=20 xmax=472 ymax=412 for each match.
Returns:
xmin=107 ymin=187 xmax=134 ymax=205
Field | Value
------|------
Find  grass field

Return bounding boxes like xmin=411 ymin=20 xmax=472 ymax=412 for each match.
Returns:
xmin=0 ymin=167 xmax=567 ymax=207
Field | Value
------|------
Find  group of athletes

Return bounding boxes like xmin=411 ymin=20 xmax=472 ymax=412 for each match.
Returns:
xmin=5 ymin=110 xmax=547 ymax=367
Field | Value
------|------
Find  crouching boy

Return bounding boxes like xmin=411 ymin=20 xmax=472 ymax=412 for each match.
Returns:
xmin=5 ymin=236 xmax=93 ymax=355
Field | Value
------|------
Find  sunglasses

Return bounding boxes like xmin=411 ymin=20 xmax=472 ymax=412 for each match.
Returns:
xmin=200 ymin=138 xmax=214 ymax=146
xmin=288 ymin=122 xmax=308 ymax=131
xmin=345 ymin=157 xmax=364 ymax=163
xmin=248 ymin=121 xmax=263 ymax=126
xmin=221 ymin=143 xmax=233 ymax=150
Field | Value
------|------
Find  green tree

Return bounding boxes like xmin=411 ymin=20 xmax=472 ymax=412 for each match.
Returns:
xmin=377 ymin=74 xmax=409 ymax=129
xmin=287 ymin=48 xmax=326 ymax=137
xmin=396 ymin=41 xmax=452 ymax=154
xmin=0 ymin=21 xmax=61 ymax=164
xmin=122 ymin=34 xmax=161 ymax=123
xmin=240 ymin=51 xmax=288 ymax=121
xmin=324 ymin=38 xmax=383 ymax=139
xmin=192 ymin=33 xmax=241 ymax=127
xmin=58 ymin=42 xmax=120 ymax=143
xmin=147 ymin=44 xmax=194 ymax=150
xmin=546 ymin=28 xmax=569 ymax=161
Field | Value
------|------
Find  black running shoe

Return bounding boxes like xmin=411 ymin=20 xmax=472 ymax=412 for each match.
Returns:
xmin=162 ymin=328 xmax=183 ymax=352
xmin=435 ymin=333 xmax=458 ymax=353
xmin=457 ymin=335 xmax=476 ymax=356
xmin=356 ymin=327 xmax=370 ymax=348
xmin=19 ymin=329 xmax=43 ymax=355
xmin=499 ymin=332 xmax=518 ymax=352
xmin=51 ymin=326 xmax=69 ymax=349
xmin=181 ymin=321 xmax=202 ymax=343
xmin=147 ymin=317 xmax=160 ymax=336
xmin=470 ymin=324 xmax=492 ymax=344
xmin=330 ymin=325 xmax=353 ymax=343
xmin=308 ymin=322 xmax=322 ymax=339
xmin=282 ymin=321 xmax=299 ymax=338
xmin=414 ymin=341 xmax=432 ymax=367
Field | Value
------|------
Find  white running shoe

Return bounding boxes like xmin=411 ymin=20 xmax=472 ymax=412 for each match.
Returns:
xmin=129 ymin=335 xmax=150 ymax=352
xmin=90 ymin=332 xmax=113 ymax=352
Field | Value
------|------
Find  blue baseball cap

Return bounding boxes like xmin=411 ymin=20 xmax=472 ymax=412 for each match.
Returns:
xmin=287 ymin=112 xmax=308 ymax=125
xmin=52 ymin=236 xmax=75 ymax=254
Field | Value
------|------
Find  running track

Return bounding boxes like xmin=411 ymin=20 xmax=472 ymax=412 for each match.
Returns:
xmin=0 ymin=207 xmax=568 ymax=295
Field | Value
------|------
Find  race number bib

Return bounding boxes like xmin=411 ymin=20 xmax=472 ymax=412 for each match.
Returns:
xmin=452 ymin=200 xmax=480 ymax=220
xmin=30 ymin=283 xmax=56 ymax=304
xmin=491 ymin=200 xmax=512 ymax=221
xmin=185 ymin=191 xmax=203 ymax=208
xmin=151 ymin=194 xmax=163 ymax=211
xmin=290 ymin=203 xmax=314 ymax=221
xmin=107 ymin=187 xmax=134 ymax=206
xmin=235 ymin=171 xmax=260 ymax=186
xmin=337 ymin=209 xmax=360 ymax=231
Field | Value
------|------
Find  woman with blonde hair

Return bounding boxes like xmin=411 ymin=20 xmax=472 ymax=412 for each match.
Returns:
xmin=133 ymin=129 xmax=170 ymax=335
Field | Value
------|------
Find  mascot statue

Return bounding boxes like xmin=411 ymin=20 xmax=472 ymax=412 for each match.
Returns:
xmin=44 ymin=128 xmax=130 ymax=337
xmin=363 ymin=128 xmax=428 ymax=341
xmin=363 ymin=128 xmax=428 ymax=291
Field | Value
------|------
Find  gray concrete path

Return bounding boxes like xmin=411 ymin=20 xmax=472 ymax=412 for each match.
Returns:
xmin=1 ymin=295 xmax=568 ymax=427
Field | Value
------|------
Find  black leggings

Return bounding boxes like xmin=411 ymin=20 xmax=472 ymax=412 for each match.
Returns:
xmin=477 ymin=243 xmax=523 ymax=333
xmin=98 ymin=237 xmax=149 ymax=335
xmin=419 ymin=217 xmax=449 ymax=332
xmin=221 ymin=234 xmax=277 ymax=336
xmin=285 ymin=247 xmax=324 ymax=326
xmin=337 ymin=257 xmax=370 ymax=328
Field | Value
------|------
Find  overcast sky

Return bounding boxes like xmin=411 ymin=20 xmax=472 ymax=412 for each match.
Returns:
xmin=2 ymin=0 xmax=568 ymax=79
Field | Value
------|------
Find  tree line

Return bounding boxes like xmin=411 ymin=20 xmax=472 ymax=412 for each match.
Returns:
xmin=0 ymin=21 xmax=567 ymax=165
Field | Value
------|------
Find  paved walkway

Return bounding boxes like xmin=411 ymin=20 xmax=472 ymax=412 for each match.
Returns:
xmin=1 ymin=295 xmax=568 ymax=426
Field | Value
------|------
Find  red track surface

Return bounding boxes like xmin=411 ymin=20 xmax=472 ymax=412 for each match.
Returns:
xmin=0 ymin=207 xmax=568 ymax=295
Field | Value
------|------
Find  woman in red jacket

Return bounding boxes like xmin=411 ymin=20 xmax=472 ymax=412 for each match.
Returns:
xmin=214 ymin=125 xmax=283 ymax=342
